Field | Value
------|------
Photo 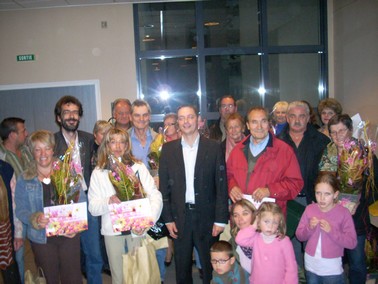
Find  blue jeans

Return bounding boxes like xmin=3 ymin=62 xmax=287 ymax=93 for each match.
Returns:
xmin=291 ymin=236 xmax=304 ymax=269
xmin=156 ymin=248 xmax=167 ymax=281
xmin=306 ymin=270 xmax=345 ymax=284
xmin=345 ymin=234 xmax=367 ymax=284
xmin=16 ymin=223 xmax=26 ymax=283
xmin=194 ymin=246 xmax=201 ymax=269
xmin=81 ymin=211 xmax=103 ymax=284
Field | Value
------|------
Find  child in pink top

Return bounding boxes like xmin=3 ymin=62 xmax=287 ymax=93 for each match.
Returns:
xmin=235 ymin=202 xmax=297 ymax=284
xmin=296 ymin=173 xmax=357 ymax=283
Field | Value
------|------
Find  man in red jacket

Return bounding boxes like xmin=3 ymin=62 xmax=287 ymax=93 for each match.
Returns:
xmin=227 ymin=106 xmax=303 ymax=216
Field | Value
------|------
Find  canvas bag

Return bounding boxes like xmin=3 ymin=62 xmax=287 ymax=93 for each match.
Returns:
xmin=24 ymin=267 xmax=46 ymax=284
xmin=122 ymin=238 xmax=160 ymax=284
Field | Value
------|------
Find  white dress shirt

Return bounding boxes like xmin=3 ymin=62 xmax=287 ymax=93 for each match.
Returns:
xmin=181 ymin=134 xmax=200 ymax=204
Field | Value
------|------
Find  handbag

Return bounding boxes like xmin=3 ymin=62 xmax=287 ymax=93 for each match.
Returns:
xmin=25 ymin=267 xmax=46 ymax=284
xmin=147 ymin=220 xmax=169 ymax=240
xmin=122 ymin=238 xmax=161 ymax=284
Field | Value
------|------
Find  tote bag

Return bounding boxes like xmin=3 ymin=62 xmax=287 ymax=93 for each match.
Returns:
xmin=122 ymin=238 xmax=160 ymax=284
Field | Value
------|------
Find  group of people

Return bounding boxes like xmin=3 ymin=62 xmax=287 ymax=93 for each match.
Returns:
xmin=0 ymin=94 xmax=376 ymax=284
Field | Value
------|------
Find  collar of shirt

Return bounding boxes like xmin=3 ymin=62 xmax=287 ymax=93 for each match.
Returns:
xmin=130 ymin=127 xmax=153 ymax=168
xmin=62 ymin=131 xmax=78 ymax=147
xmin=181 ymin=133 xmax=200 ymax=149
xmin=249 ymin=134 xmax=269 ymax=157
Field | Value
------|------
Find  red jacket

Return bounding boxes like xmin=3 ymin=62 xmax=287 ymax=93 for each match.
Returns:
xmin=227 ymin=133 xmax=303 ymax=215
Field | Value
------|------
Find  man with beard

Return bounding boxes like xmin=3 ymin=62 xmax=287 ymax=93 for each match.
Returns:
xmin=54 ymin=96 xmax=103 ymax=284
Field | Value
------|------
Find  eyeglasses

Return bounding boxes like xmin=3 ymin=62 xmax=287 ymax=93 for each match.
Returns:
xmin=210 ymin=257 xmax=231 ymax=265
xmin=330 ymin=128 xmax=348 ymax=137
xmin=62 ymin=110 xmax=80 ymax=117
xmin=220 ymin=104 xmax=235 ymax=110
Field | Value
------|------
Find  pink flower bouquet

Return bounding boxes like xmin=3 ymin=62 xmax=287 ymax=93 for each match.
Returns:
xmin=108 ymin=155 xmax=145 ymax=201
xmin=337 ymin=121 xmax=376 ymax=213
xmin=50 ymin=143 xmax=82 ymax=205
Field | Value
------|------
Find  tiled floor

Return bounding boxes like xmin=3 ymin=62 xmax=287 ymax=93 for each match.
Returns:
xmin=98 ymin=256 xmax=202 ymax=284
xmin=1 ymin=243 xmax=377 ymax=284
xmin=3 ymin=239 xmax=202 ymax=284
xmin=82 ymin=258 xmax=202 ymax=284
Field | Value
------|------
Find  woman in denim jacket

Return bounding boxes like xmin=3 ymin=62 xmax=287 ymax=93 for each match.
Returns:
xmin=15 ymin=130 xmax=85 ymax=284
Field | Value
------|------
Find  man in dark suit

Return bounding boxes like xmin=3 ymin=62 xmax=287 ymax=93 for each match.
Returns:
xmin=54 ymin=96 xmax=103 ymax=284
xmin=159 ymin=105 xmax=229 ymax=284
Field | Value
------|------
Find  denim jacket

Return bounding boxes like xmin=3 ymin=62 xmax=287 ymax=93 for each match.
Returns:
xmin=15 ymin=174 xmax=87 ymax=244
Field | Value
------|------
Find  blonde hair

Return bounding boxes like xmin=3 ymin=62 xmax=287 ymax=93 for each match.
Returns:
xmin=24 ymin=130 xmax=55 ymax=180
xmin=93 ymin=120 xmax=112 ymax=135
xmin=97 ymin=127 xmax=138 ymax=169
xmin=230 ymin=199 xmax=256 ymax=237
xmin=273 ymin=101 xmax=289 ymax=113
xmin=256 ymin=202 xmax=286 ymax=239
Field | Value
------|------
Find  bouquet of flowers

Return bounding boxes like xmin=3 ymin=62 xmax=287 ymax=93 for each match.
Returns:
xmin=338 ymin=121 xmax=376 ymax=212
xmin=108 ymin=155 xmax=145 ymax=201
xmin=50 ymin=143 xmax=82 ymax=205
xmin=338 ymin=139 xmax=368 ymax=194
xmin=148 ymin=129 xmax=165 ymax=170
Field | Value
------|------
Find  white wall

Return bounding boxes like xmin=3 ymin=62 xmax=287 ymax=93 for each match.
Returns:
xmin=1 ymin=1 xmax=377 ymax=133
xmin=331 ymin=0 xmax=378 ymax=130
xmin=0 ymin=4 xmax=137 ymax=122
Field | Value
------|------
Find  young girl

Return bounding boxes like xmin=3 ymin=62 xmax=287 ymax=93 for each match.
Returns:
xmin=236 ymin=202 xmax=297 ymax=284
xmin=296 ymin=173 xmax=357 ymax=283
xmin=230 ymin=199 xmax=256 ymax=274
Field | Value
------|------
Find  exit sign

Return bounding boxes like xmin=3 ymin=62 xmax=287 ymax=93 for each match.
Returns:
xmin=17 ymin=54 xmax=35 ymax=61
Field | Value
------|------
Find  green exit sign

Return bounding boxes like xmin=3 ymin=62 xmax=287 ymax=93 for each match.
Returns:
xmin=17 ymin=54 xmax=35 ymax=61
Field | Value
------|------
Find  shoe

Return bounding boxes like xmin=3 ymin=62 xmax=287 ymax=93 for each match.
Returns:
xmin=103 ymin=268 xmax=111 ymax=276
xmin=165 ymin=252 xmax=173 ymax=266
xmin=164 ymin=260 xmax=172 ymax=267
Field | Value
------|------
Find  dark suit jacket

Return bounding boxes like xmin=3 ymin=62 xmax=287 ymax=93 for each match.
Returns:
xmin=159 ymin=135 xmax=229 ymax=238
xmin=54 ymin=130 xmax=94 ymax=187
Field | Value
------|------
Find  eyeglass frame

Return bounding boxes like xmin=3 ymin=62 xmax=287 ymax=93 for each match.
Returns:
xmin=220 ymin=104 xmax=235 ymax=110
xmin=329 ymin=128 xmax=349 ymax=137
xmin=210 ymin=257 xmax=232 ymax=265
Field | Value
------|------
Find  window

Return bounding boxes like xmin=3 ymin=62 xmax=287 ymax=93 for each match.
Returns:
xmin=134 ymin=0 xmax=327 ymax=122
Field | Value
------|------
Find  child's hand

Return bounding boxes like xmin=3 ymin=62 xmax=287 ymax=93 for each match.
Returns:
xmin=319 ymin=219 xmax=331 ymax=233
xmin=309 ymin=217 xmax=319 ymax=229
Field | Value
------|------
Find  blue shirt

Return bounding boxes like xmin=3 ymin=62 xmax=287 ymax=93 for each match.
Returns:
xmin=249 ymin=135 xmax=269 ymax=157
xmin=129 ymin=127 xmax=155 ymax=168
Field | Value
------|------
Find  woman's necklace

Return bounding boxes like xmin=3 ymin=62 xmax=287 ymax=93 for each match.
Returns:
xmin=38 ymin=169 xmax=52 ymax=185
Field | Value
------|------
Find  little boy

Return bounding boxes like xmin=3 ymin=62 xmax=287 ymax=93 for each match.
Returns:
xmin=210 ymin=241 xmax=249 ymax=284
